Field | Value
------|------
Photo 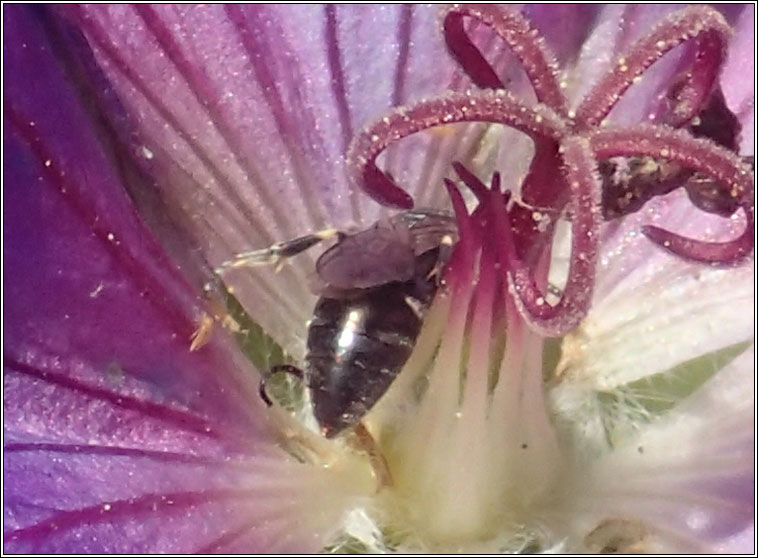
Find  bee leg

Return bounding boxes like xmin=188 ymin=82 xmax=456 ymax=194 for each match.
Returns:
xmin=259 ymin=364 xmax=305 ymax=407
xmin=350 ymin=422 xmax=394 ymax=491
xmin=215 ymin=228 xmax=339 ymax=275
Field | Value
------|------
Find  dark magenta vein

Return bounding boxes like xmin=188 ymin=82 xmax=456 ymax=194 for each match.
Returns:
xmin=3 ymin=488 xmax=253 ymax=545
xmin=224 ymin=5 xmax=325 ymax=230
xmin=323 ymin=5 xmax=353 ymax=152
xmin=196 ymin=503 xmax=295 ymax=553
xmin=194 ymin=520 xmax=258 ymax=553
xmin=4 ymin=101 xmax=196 ymax=341
xmin=324 ymin=5 xmax=361 ymax=220
xmin=41 ymin=9 xmax=220 ymax=303
xmin=392 ymin=5 xmax=413 ymax=106
xmin=133 ymin=5 xmax=299 ymax=237
xmin=6 ymin=11 xmax=280 ymax=451
xmin=5 ymin=355 xmax=220 ymax=439
xmin=2 ymin=443 xmax=257 ymax=467
xmin=54 ymin=12 xmax=309 ymax=325
xmin=69 ymin=7 xmax=274 ymax=247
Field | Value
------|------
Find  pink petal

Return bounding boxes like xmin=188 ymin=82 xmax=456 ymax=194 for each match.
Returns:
xmin=720 ymin=5 xmax=755 ymax=155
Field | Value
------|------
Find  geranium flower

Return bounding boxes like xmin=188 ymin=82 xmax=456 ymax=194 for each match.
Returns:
xmin=4 ymin=4 xmax=753 ymax=553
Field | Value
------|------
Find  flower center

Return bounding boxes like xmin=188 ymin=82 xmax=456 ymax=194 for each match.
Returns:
xmin=356 ymin=170 xmax=564 ymax=548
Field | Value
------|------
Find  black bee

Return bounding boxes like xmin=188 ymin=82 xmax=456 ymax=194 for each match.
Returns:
xmin=216 ymin=210 xmax=457 ymax=439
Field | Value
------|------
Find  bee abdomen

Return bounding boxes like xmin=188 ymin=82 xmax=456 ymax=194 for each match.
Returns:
xmin=306 ymin=326 xmax=417 ymax=438
xmin=303 ymin=282 xmax=430 ymax=437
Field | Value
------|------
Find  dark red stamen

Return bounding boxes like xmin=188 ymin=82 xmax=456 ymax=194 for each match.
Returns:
xmin=491 ymin=171 xmax=502 ymax=194
xmin=519 ymin=138 xmax=565 ymax=210
xmin=452 ymin=161 xmax=491 ymax=202
xmin=443 ymin=177 xmax=477 ymax=259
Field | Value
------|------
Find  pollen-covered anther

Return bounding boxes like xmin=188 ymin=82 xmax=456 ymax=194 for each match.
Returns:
xmin=591 ymin=125 xmax=754 ymax=264
xmin=575 ymin=5 xmax=730 ymax=129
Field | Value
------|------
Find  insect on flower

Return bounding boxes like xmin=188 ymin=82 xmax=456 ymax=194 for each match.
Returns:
xmin=4 ymin=3 xmax=754 ymax=554
xmin=215 ymin=209 xmax=458 ymax=475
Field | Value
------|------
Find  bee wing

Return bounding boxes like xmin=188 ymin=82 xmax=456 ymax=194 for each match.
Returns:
xmin=392 ymin=209 xmax=458 ymax=255
xmin=316 ymin=225 xmax=416 ymax=290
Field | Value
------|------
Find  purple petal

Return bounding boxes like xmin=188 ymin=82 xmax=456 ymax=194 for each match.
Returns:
xmin=5 ymin=368 xmax=277 ymax=553
xmin=59 ymin=5 xmax=467 ymax=347
xmin=591 ymin=352 xmax=753 ymax=552
xmin=4 ymin=6 xmax=335 ymax=552
xmin=719 ymin=5 xmax=755 ymax=154
xmin=4 ymin=5 xmax=262 ymax=435
xmin=523 ymin=5 xmax=602 ymax=67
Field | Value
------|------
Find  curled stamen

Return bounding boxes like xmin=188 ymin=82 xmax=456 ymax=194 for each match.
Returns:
xmin=591 ymin=125 xmax=754 ymax=264
xmin=442 ymin=7 xmax=501 ymax=90
xmin=575 ymin=6 xmax=730 ymax=129
xmin=442 ymin=4 xmax=568 ymax=114
xmin=503 ymin=136 xmax=602 ymax=336
xmin=347 ymin=90 xmax=567 ymax=209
